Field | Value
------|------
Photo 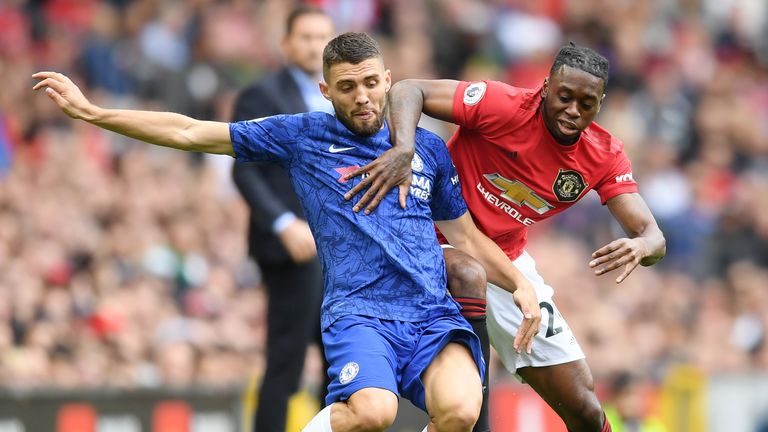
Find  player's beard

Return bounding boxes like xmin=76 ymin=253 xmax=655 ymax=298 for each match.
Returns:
xmin=333 ymin=100 xmax=388 ymax=137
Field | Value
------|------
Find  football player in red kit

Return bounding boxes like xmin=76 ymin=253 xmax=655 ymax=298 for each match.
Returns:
xmin=343 ymin=45 xmax=666 ymax=432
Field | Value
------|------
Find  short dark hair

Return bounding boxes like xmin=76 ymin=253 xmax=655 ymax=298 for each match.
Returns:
xmin=322 ymin=32 xmax=382 ymax=79
xmin=285 ymin=5 xmax=328 ymax=36
xmin=550 ymin=44 xmax=609 ymax=88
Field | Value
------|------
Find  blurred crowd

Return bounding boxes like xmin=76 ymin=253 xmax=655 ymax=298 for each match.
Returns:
xmin=0 ymin=0 xmax=766 ymax=393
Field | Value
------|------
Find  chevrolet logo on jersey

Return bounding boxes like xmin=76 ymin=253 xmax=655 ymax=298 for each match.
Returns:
xmin=483 ymin=173 xmax=554 ymax=215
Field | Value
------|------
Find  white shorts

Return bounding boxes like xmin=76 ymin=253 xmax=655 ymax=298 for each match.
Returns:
xmin=486 ymin=250 xmax=584 ymax=374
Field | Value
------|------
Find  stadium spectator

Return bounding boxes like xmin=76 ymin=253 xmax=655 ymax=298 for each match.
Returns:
xmin=603 ymin=371 xmax=667 ymax=432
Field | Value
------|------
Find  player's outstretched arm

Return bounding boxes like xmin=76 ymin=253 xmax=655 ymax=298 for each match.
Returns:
xmin=343 ymin=79 xmax=460 ymax=214
xmin=590 ymin=193 xmax=666 ymax=283
xmin=436 ymin=212 xmax=541 ymax=354
xmin=33 ymin=72 xmax=234 ymax=156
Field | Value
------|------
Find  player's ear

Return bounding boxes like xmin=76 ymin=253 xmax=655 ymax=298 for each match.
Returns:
xmin=319 ymin=81 xmax=331 ymax=100
xmin=541 ymin=77 xmax=549 ymax=98
xmin=385 ymin=69 xmax=392 ymax=92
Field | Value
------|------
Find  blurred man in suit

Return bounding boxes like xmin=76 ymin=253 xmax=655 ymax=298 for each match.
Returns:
xmin=231 ymin=6 xmax=334 ymax=432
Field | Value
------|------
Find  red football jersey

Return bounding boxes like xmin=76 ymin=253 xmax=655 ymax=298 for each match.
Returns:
xmin=440 ymin=80 xmax=638 ymax=260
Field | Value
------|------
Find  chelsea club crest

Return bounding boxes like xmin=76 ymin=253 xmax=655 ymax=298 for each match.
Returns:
xmin=339 ymin=362 xmax=360 ymax=384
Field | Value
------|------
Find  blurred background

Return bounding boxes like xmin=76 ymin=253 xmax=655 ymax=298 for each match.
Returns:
xmin=0 ymin=0 xmax=766 ymax=431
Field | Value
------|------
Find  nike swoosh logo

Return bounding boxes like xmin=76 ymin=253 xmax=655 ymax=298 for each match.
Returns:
xmin=329 ymin=144 xmax=355 ymax=153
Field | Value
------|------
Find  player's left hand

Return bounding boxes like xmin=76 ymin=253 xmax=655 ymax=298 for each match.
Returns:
xmin=512 ymin=282 xmax=540 ymax=354
xmin=589 ymin=237 xmax=649 ymax=283
xmin=32 ymin=71 xmax=94 ymax=120
xmin=342 ymin=146 xmax=413 ymax=214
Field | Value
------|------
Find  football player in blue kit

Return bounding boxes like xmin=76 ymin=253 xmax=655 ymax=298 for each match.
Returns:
xmin=33 ymin=32 xmax=540 ymax=432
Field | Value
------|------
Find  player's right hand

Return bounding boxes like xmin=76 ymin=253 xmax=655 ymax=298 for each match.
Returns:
xmin=342 ymin=145 xmax=413 ymax=214
xmin=32 ymin=72 xmax=95 ymax=120
xmin=512 ymin=282 xmax=541 ymax=354
xmin=279 ymin=219 xmax=317 ymax=263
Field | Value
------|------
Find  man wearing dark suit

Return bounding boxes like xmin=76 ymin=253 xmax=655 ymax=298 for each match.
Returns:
xmin=231 ymin=6 xmax=335 ymax=432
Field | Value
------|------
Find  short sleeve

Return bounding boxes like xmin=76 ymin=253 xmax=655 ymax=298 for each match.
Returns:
xmin=429 ymin=137 xmax=468 ymax=221
xmin=452 ymin=80 xmax=528 ymax=138
xmin=594 ymin=151 xmax=639 ymax=204
xmin=229 ymin=115 xmax=298 ymax=164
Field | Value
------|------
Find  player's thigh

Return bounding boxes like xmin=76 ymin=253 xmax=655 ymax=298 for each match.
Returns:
xmin=323 ymin=316 xmax=399 ymax=407
xmin=516 ymin=359 xmax=602 ymax=419
xmin=422 ymin=342 xmax=482 ymax=421
xmin=401 ymin=314 xmax=484 ymax=412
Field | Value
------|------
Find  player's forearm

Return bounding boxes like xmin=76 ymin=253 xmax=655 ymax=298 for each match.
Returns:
xmin=637 ymin=227 xmax=666 ymax=266
xmin=606 ymin=193 xmax=667 ymax=267
xmin=85 ymin=106 xmax=234 ymax=155
xmin=387 ymin=81 xmax=424 ymax=154
xmin=451 ymin=233 xmax=527 ymax=293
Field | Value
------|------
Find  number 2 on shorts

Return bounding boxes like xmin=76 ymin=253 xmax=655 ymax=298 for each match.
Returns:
xmin=539 ymin=301 xmax=563 ymax=338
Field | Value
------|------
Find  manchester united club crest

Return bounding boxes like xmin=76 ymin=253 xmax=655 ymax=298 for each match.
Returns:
xmin=552 ymin=169 xmax=588 ymax=202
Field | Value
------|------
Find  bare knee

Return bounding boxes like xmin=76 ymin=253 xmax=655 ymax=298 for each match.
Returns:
xmin=432 ymin=399 xmax=481 ymax=432
xmin=563 ymin=381 xmax=605 ymax=432
xmin=345 ymin=388 xmax=398 ymax=431
xmin=425 ymin=343 xmax=482 ymax=432
xmin=519 ymin=362 xmax=605 ymax=432
xmin=573 ymin=397 xmax=605 ymax=432
xmin=444 ymin=249 xmax=487 ymax=299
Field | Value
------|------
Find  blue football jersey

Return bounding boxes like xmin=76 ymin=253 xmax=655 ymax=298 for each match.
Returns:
xmin=230 ymin=112 xmax=468 ymax=329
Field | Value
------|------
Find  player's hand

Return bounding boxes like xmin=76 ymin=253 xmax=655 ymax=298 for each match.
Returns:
xmin=589 ymin=237 xmax=649 ymax=283
xmin=279 ymin=219 xmax=317 ymax=263
xmin=512 ymin=282 xmax=540 ymax=354
xmin=32 ymin=72 xmax=95 ymax=120
xmin=342 ymin=146 xmax=414 ymax=214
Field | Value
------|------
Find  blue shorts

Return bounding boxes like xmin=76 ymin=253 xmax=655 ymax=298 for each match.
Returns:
xmin=323 ymin=313 xmax=484 ymax=412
